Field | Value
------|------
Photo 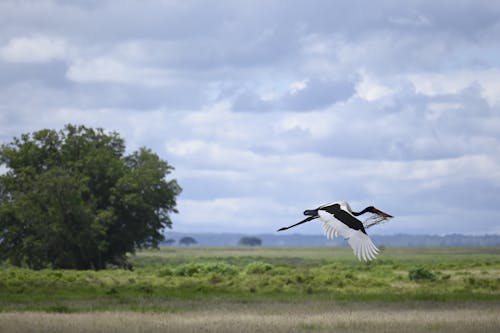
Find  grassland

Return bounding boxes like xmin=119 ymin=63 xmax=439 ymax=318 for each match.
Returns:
xmin=1 ymin=246 xmax=499 ymax=332
xmin=2 ymin=301 xmax=499 ymax=333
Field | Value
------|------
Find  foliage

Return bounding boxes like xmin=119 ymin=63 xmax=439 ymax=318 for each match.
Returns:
xmin=239 ymin=236 xmax=262 ymax=246
xmin=0 ymin=125 xmax=181 ymax=269
xmin=1 ymin=246 xmax=499 ymax=313
xmin=408 ymin=266 xmax=437 ymax=282
xmin=179 ymin=237 xmax=197 ymax=246
xmin=245 ymin=261 xmax=273 ymax=274
xmin=169 ymin=262 xmax=239 ymax=277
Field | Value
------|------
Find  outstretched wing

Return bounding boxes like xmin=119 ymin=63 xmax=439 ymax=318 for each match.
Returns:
xmin=318 ymin=210 xmax=379 ymax=261
xmin=346 ymin=229 xmax=379 ymax=261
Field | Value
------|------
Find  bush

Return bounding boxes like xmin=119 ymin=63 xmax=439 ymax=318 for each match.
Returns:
xmin=175 ymin=263 xmax=205 ymax=277
xmin=408 ymin=267 xmax=436 ymax=282
xmin=245 ymin=262 xmax=273 ymax=274
xmin=157 ymin=267 xmax=174 ymax=277
xmin=175 ymin=262 xmax=239 ymax=277
xmin=202 ymin=262 xmax=239 ymax=275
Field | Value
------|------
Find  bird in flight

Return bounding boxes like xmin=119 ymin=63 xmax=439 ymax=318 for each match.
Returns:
xmin=278 ymin=201 xmax=393 ymax=261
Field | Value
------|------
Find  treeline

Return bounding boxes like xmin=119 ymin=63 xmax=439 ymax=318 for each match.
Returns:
xmin=373 ymin=234 xmax=500 ymax=247
xmin=163 ymin=232 xmax=500 ymax=247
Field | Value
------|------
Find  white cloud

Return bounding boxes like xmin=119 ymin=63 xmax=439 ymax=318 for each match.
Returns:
xmin=168 ymin=113 xmax=500 ymax=193
xmin=389 ymin=14 xmax=431 ymax=27
xmin=176 ymin=197 xmax=294 ymax=232
xmin=355 ymin=72 xmax=394 ymax=101
xmin=169 ymin=136 xmax=500 ymax=234
xmin=409 ymin=69 xmax=500 ymax=106
xmin=289 ymin=79 xmax=309 ymax=95
xmin=66 ymin=57 xmax=171 ymax=86
xmin=277 ymin=110 xmax=335 ymax=139
xmin=167 ymin=140 xmax=208 ymax=156
xmin=0 ymin=36 xmax=68 ymax=63
xmin=182 ymin=101 xmax=280 ymax=144
xmin=167 ymin=140 xmax=262 ymax=171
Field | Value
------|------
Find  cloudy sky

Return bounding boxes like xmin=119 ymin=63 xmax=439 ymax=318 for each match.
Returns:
xmin=1 ymin=0 xmax=500 ymax=235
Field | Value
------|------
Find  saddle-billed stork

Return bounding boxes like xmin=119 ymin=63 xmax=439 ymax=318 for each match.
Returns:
xmin=277 ymin=201 xmax=393 ymax=261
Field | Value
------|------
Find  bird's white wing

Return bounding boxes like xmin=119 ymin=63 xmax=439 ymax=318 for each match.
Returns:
xmin=318 ymin=211 xmax=379 ymax=261
xmin=346 ymin=230 xmax=379 ymax=261
xmin=321 ymin=219 xmax=339 ymax=239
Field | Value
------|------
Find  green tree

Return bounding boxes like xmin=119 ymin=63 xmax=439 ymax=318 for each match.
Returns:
xmin=0 ymin=125 xmax=181 ymax=269
xmin=179 ymin=236 xmax=197 ymax=246
xmin=238 ymin=236 xmax=262 ymax=246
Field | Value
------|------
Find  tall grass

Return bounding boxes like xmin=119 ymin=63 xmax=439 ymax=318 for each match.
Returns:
xmin=0 ymin=246 xmax=499 ymax=312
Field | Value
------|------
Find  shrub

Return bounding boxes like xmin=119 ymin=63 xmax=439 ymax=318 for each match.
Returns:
xmin=175 ymin=263 xmax=204 ymax=277
xmin=175 ymin=262 xmax=239 ymax=277
xmin=157 ymin=267 xmax=174 ymax=277
xmin=202 ymin=262 xmax=239 ymax=275
xmin=245 ymin=262 xmax=273 ymax=274
xmin=408 ymin=267 xmax=436 ymax=282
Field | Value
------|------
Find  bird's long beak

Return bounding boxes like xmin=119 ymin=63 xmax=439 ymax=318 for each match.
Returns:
xmin=373 ymin=208 xmax=393 ymax=218
xmin=277 ymin=209 xmax=319 ymax=232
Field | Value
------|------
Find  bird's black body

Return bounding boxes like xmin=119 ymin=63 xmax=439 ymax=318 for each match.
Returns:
xmin=322 ymin=204 xmax=367 ymax=234
xmin=303 ymin=203 xmax=371 ymax=234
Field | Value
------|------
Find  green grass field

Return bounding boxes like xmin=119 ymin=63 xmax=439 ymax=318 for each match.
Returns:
xmin=1 ymin=246 xmax=499 ymax=332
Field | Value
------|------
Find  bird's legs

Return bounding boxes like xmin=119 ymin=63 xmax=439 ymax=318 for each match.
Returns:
xmin=277 ymin=215 xmax=318 ymax=231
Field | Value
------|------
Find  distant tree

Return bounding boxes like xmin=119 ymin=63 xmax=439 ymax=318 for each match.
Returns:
xmin=179 ymin=236 xmax=197 ymax=246
xmin=0 ymin=125 xmax=181 ymax=269
xmin=164 ymin=238 xmax=176 ymax=246
xmin=239 ymin=236 xmax=262 ymax=246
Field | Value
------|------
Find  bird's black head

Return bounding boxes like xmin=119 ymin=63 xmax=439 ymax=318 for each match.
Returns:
xmin=370 ymin=206 xmax=393 ymax=218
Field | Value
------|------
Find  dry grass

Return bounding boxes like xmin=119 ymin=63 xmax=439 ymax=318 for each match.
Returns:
xmin=1 ymin=301 xmax=499 ymax=333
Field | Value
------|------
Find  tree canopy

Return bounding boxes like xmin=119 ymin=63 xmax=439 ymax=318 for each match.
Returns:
xmin=0 ymin=125 xmax=181 ymax=269
xmin=179 ymin=237 xmax=197 ymax=246
xmin=238 ymin=236 xmax=262 ymax=246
